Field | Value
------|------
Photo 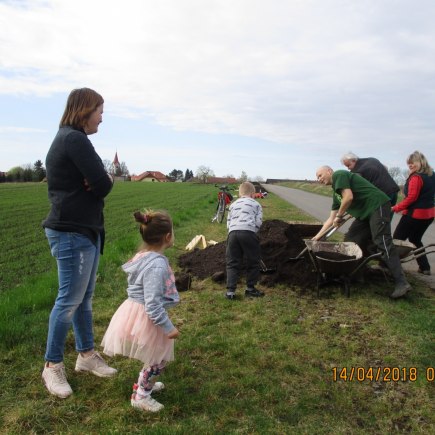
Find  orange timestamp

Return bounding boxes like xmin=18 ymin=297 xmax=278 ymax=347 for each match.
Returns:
xmin=332 ymin=366 xmax=434 ymax=382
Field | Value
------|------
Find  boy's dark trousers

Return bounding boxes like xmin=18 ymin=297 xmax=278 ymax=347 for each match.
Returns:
xmin=226 ymin=230 xmax=260 ymax=290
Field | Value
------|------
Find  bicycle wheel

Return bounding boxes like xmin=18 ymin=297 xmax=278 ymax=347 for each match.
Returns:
xmin=216 ymin=195 xmax=226 ymax=223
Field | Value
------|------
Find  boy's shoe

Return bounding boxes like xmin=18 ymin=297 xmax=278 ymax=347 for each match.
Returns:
xmin=390 ymin=282 xmax=412 ymax=299
xmin=225 ymin=290 xmax=236 ymax=300
xmin=75 ymin=351 xmax=117 ymax=377
xmin=131 ymin=394 xmax=164 ymax=412
xmin=42 ymin=362 xmax=73 ymax=399
xmin=418 ymin=268 xmax=431 ymax=276
xmin=245 ymin=287 xmax=265 ymax=297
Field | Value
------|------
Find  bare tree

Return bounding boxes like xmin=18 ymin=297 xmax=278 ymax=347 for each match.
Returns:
xmin=388 ymin=166 xmax=407 ymax=186
xmin=196 ymin=166 xmax=215 ymax=183
xmin=252 ymin=175 xmax=265 ymax=182
xmin=238 ymin=171 xmax=248 ymax=182
xmin=118 ymin=162 xmax=130 ymax=176
xmin=102 ymin=159 xmax=112 ymax=173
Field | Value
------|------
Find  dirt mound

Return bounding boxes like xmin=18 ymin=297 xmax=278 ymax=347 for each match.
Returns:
xmin=178 ymin=219 xmax=321 ymax=289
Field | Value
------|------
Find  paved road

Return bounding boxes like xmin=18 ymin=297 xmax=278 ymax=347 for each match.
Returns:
xmin=263 ymin=184 xmax=435 ymax=289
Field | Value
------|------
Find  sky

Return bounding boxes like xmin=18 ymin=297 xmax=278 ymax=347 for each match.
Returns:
xmin=1 ymin=0 xmax=435 ymax=181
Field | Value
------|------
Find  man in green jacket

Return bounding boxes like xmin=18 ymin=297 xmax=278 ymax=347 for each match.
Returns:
xmin=314 ymin=166 xmax=411 ymax=299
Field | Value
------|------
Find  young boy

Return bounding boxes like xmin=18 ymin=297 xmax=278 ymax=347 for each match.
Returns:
xmin=225 ymin=181 xmax=264 ymax=299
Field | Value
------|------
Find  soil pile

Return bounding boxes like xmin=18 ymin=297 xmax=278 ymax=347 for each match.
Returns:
xmin=178 ymin=219 xmax=322 ymax=289
xmin=315 ymin=251 xmax=356 ymax=261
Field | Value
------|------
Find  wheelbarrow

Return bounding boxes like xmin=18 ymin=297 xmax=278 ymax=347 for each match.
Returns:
xmin=288 ymin=214 xmax=353 ymax=262
xmin=304 ymin=240 xmax=381 ymax=297
xmin=393 ymin=239 xmax=435 ymax=263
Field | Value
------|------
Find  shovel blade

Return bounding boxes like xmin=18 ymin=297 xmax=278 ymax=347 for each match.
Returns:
xmin=259 ymin=260 xmax=276 ymax=274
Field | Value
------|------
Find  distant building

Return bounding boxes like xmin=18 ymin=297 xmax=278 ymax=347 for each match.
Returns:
xmin=113 ymin=151 xmax=120 ymax=171
xmin=200 ymin=176 xmax=238 ymax=184
xmin=131 ymin=171 xmax=169 ymax=182
xmin=111 ymin=151 xmax=129 ymax=181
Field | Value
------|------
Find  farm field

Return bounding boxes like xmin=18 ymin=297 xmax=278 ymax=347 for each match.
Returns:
xmin=0 ymin=182 xmax=434 ymax=434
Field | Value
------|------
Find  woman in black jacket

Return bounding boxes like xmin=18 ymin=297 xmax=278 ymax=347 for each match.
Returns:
xmin=392 ymin=151 xmax=435 ymax=275
xmin=42 ymin=88 xmax=117 ymax=398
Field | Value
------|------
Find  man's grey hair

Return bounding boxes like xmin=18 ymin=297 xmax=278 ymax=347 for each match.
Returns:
xmin=340 ymin=152 xmax=359 ymax=164
xmin=315 ymin=165 xmax=334 ymax=178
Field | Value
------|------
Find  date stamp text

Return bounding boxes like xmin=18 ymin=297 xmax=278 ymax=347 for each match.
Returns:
xmin=332 ymin=366 xmax=434 ymax=382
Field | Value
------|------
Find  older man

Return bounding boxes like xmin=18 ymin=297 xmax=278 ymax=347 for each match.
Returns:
xmin=314 ymin=166 xmax=411 ymax=299
xmin=340 ymin=152 xmax=399 ymax=205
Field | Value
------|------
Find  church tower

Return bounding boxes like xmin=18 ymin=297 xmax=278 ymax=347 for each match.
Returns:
xmin=113 ymin=151 xmax=120 ymax=170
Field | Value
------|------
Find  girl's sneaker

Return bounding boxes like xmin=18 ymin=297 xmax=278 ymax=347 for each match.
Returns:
xmin=132 ymin=381 xmax=165 ymax=394
xmin=151 ymin=382 xmax=165 ymax=393
xmin=131 ymin=393 xmax=164 ymax=412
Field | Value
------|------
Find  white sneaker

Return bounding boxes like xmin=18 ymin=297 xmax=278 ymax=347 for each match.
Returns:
xmin=132 ymin=381 xmax=165 ymax=394
xmin=131 ymin=394 xmax=164 ymax=412
xmin=42 ymin=362 xmax=73 ymax=398
xmin=152 ymin=381 xmax=165 ymax=393
xmin=75 ymin=351 xmax=117 ymax=377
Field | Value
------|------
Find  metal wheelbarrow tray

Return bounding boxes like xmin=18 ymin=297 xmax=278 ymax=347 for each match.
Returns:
xmin=304 ymin=240 xmax=381 ymax=297
xmin=393 ymin=239 xmax=435 ymax=263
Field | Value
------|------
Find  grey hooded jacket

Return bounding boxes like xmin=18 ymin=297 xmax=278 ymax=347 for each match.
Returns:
xmin=123 ymin=251 xmax=179 ymax=334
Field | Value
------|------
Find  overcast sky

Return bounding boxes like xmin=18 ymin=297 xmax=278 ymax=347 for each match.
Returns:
xmin=1 ymin=0 xmax=435 ymax=180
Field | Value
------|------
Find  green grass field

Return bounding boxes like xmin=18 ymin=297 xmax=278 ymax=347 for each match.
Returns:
xmin=0 ymin=182 xmax=433 ymax=434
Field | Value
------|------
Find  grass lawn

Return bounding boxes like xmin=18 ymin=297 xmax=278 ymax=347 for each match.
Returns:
xmin=0 ymin=182 xmax=433 ymax=434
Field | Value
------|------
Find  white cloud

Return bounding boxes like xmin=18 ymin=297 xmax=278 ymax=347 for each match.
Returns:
xmin=0 ymin=126 xmax=46 ymax=133
xmin=1 ymin=0 xmax=435 ymax=177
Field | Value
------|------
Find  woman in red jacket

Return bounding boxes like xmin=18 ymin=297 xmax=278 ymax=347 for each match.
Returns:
xmin=392 ymin=151 xmax=435 ymax=275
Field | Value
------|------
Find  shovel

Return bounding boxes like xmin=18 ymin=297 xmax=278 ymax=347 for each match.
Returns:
xmin=288 ymin=214 xmax=352 ymax=262
xmin=260 ymin=259 xmax=276 ymax=274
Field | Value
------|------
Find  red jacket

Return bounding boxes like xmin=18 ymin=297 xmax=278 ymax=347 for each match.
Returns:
xmin=392 ymin=173 xmax=435 ymax=219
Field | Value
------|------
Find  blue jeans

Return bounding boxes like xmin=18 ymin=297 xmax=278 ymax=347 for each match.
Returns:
xmin=44 ymin=229 xmax=100 ymax=363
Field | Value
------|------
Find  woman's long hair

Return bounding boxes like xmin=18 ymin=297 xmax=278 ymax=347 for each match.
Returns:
xmin=60 ymin=88 xmax=104 ymax=130
xmin=407 ymin=151 xmax=433 ymax=176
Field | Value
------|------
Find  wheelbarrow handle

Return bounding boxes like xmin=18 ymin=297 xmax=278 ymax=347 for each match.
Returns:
xmin=400 ymin=244 xmax=435 ymax=263
xmin=349 ymin=252 xmax=383 ymax=278
xmin=409 ymin=243 xmax=435 ymax=256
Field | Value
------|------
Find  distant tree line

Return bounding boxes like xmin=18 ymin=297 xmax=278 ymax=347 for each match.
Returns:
xmin=166 ymin=168 xmax=194 ymax=182
xmin=1 ymin=160 xmax=46 ymax=183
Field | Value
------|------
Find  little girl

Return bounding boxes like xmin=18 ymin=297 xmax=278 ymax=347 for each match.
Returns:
xmin=101 ymin=210 xmax=180 ymax=412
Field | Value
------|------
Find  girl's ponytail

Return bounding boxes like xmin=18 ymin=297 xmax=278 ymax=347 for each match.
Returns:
xmin=134 ymin=209 xmax=172 ymax=245
xmin=134 ymin=211 xmax=151 ymax=225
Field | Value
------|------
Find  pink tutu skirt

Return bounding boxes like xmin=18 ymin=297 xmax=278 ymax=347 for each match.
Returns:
xmin=101 ymin=299 xmax=174 ymax=366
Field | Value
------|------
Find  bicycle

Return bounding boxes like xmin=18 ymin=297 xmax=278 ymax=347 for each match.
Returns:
xmin=211 ymin=185 xmax=234 ymax=223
